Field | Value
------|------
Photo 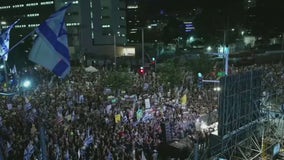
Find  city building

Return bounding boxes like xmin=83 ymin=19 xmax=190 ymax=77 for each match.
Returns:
xmin=79 ymin=0 xmax=127 ymax=60
xmin=0 ymin=0 xmax=55 ymax=65
xmin=0 ymin=0 xmax=128 ymax=64
xmin=126 ymin=0 xmax=142 ymax=43
xmin=244 ymin=0 xmax=256 ymax=10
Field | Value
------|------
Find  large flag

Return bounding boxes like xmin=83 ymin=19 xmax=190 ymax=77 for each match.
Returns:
xmin=29 ymin=3 xmax=71 ymax=78
xmin=0 ymin=19 xmax=19 ymax=61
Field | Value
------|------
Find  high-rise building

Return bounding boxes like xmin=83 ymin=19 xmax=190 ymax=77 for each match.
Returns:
xmin=126 ymin=0 xmax=142 ymax=43
xmin=79 ymin=0 xmax=127 ymax=59
xmin=244 ymin=0 xmax=256 ymax=10
xmin=0 ymin=0 xmax=127 ymax=63
xmin=0 ymin=1 xmax=55 ymax=65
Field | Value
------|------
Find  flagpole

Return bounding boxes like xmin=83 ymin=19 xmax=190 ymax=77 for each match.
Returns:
xmin=3 ymin=59 xmax=8 ymax=82
xmin=0 ymin=19 xmax=20 ymax=82
xmin=1 ymin=30 xmax=35 ymax=84
xmin=0 ymin=29 xmax=36 ymax=61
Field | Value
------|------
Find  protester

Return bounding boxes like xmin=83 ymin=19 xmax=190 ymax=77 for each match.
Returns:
xmin=0 ymin=62 xmax=283 ymax=160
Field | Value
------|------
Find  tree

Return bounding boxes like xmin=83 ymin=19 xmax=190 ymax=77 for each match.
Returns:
xmin=100 ymin=70 xmax=135 ymax=92
xmin=162 ymin=17 xmax=185 ymax=44
xmin=186 ymin=53 xmax=214 ymax=75
xmin=157 ymin=59 xmax=184 ymax=88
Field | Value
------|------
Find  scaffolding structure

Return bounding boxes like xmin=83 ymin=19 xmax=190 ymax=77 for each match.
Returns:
xmin=200 ymin=70 xmax=284 ymax=160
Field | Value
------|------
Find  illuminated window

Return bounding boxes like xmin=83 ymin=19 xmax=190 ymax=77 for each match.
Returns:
xmin=26 ymin=3 xmax=39 ymax=7
xmin=0 ymin=6 xmax=11 ymax=10
xmin=27 ymin=13 xmax=39 ymax=17
xmin=13 ymin=4 xmax=24 ymax=8
xmin=127 ymin=5 xmax=138 ymax=9
xmin=28 ymin=24 xmax=40 ymax=27
xmin=102 ymin=24 xmax=110 ymax=28
xmin=15 ymin=24 xmax=27 ymax=28
xmin=91 ymin=32 xmax=94 ymax=39
xmin=72 ymin=1 xmax=79 ymax=4
xmin=66 ymin=23 xmax=80 ymax=26
xmin=40 ymin=1 xmax=53 ymax=5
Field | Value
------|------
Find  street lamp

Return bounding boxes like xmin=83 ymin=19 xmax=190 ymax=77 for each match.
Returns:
xmin=141 ymin=28 xmax=144 ymax=67
xmin=141 ymin=25 xmax=153 ymax=67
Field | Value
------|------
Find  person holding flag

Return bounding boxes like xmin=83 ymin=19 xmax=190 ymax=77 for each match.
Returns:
xmin=0 ymin=19 xmax=19 ymax=82
xmin=0 ymin=19 xmax=20 ymax=61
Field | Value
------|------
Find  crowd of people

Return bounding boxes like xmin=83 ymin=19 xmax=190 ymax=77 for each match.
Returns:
xmin=0 ymin=61 xmax=283 ymax=160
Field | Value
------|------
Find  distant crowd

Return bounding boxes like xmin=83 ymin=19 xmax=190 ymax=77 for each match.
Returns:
xmin=0 ymin=62 xmax=283 ymax=160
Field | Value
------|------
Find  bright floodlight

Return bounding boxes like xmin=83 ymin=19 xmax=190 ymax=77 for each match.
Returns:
xmin=0 ymin=65 xmax=4 ymax=69
xmin=189 ymin=36 xmax=194 ymax=43
xmin=207 ymin=46 xmax=212 ymax=52
xmin=213 ymin=87 xmax=221 ymax=92
xmin=198 ymin=72 xmax=203 ymax=78
xmin=23 ymin=80 xmax=31 ymax=88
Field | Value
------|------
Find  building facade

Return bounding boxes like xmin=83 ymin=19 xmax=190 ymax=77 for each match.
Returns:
xmin=80 ymin=0 xmax=127 ymax=59
xmin=126 ymin=0 xmax=142 ymax=43
xmin=0 ymin=0 xmax=127 ymax=63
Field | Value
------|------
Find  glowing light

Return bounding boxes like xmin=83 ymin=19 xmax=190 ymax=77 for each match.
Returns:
xmin=213 ymin=87 xmax=221 ymax=92
xmin=198 ymin=72 xmax=203 ymax=78
xmin=200 ymin=121 xmax=208 ymax=130
xmin=207 ymin=46 xmax=212 ymax=52
xmin=23 ymin=80 xmax=31 ymax=88
xmin=189 ymin=36 xmax=194 ymax=43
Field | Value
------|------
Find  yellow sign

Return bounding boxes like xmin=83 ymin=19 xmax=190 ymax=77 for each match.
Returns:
xmin=115 ymin=114 xmax=121 ymax=123
xmin=181 ymin=94 xmax=187 ymax=105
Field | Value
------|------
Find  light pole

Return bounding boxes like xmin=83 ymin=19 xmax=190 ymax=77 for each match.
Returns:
xmin=141 ymin=25 xmax=152 ymax=67
xmin=141 ymin=28 xmax=144 ymax=67
xmin=113 ymin=34 xmax=117 ymax=67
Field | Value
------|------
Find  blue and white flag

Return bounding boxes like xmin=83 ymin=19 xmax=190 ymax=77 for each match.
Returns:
xmin=11 ymin=65 xmax=17 ymax=74
xmin=0 ymin=116 xmax=2 ymax=127
xmin=64 ymin=149 xmax=70 ymax=160
xmin=83 ymin=135 xmax=93 ymax=148
xmin=0 ymin=19 xmax=19 ymax=61
xmin=107 ymin=151 xmax=113 ymax=160
xmin=23 ymin=142 xmax=35 ymax=160
xmin=29 ymin=3 xmax=71 ymax=78
xmin=5 ymin=141 xmax=13 ymax=156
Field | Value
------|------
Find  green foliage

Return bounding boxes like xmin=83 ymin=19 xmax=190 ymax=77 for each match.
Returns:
xmin=157 ymin=59 xmax=185 ymax=88
xmin=162 ymin=17 xmax=185 ymax=44
xmin=100 ymin=70 xmax=135 ymax=91
xmin=186 ymin=53 xmax=214 ymax=75
xmin=157 ymin=53 xmax=214 ymax=87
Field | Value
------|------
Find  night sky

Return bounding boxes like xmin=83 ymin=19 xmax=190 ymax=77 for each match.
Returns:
xmin=140 ymin=0 xmax=284 ymax=38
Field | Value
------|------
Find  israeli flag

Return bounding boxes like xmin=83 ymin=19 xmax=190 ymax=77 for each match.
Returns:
xmin=29 ymin=3 xmax=71 ymax=78
xmin=83 ymin=135 xmax=94 ymax=148
xmin=0 ymin=19 xmax=19 ymax=61
xmin=23 ymin=142 xmax=35 ymax=160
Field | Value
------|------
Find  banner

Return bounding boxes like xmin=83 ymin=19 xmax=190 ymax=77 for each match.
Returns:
xmin=115 ymin=114 xmax=121 ymax=123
